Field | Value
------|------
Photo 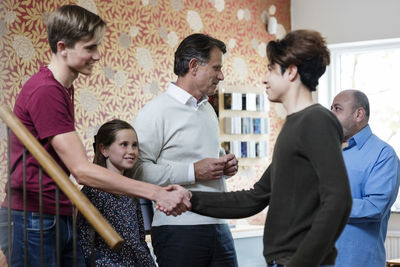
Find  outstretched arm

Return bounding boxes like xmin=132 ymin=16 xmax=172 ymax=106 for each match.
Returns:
xmin=50 ymin=131 xmax=191 ymax=215
xmin=190 ymin=166 xmax=271 ymax=219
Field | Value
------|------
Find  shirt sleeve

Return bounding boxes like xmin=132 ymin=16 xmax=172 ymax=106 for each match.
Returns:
xmin=349 ymin=146 xmax=399 ymax=223
xmin=187 ymin=163 xmax=195 ymax=184
xmin=133 ymin=106 xmax=193 ymax=186
xmin=288 ymin=111 xmax=352 ymax=267
xmin=190 ymin=166 xmax=271 ymax=218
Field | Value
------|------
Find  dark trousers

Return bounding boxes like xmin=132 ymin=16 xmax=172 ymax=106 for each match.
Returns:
xmin=151 ymin=224 xmax=238 ymax=267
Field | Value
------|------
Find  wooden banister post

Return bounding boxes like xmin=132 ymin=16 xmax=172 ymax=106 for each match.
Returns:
xmin=0 ymin=105 xmax=123 ymax=250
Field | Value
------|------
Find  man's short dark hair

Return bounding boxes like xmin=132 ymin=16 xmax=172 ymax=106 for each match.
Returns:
xmin=174 ymin=33 xmax=226 ymax=76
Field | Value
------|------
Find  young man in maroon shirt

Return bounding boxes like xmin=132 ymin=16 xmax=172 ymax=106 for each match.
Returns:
xmin=0 ymin=5 xmax=191 ymax=266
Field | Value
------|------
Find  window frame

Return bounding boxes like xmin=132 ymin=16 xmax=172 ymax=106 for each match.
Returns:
xmin=318 ymin=37 xmax=400 ymax=212
xmin=318 ymin=37 xmax=400 ymax=108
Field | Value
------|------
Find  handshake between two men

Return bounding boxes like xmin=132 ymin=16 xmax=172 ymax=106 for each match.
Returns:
xmin=154 ymin=153 xmax=239 ymax=216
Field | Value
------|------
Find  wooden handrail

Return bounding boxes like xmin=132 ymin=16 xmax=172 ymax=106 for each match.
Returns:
xmin=0 ymin=105 xmax=123 ymax=250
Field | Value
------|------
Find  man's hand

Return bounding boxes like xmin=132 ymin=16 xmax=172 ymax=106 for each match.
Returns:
xmin=222 ymin=153 xmax=238 ymax=177
xmin=194 ymin=157 xmax=226 ymax=181
xmin=155 ymin=184 xmax=192 ymax=216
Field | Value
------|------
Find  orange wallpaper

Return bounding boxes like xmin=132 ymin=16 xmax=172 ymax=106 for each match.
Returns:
xmin=0 ymin=0 xmax=290 ymax=234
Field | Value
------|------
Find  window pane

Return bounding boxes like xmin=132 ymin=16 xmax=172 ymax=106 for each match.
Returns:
xmin=339 ymin=48 xmax=400 ymax=211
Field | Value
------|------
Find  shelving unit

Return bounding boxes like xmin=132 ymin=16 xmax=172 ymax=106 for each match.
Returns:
xmin=217 ymin=85 xmax=269 ymax=166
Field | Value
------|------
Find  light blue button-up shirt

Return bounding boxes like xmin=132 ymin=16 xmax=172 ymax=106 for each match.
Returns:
xmin=335 ymin=125 xmax=400 ymax=267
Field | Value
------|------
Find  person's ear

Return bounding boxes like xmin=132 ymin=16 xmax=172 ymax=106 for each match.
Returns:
xmin=355 ymin=107 xmax=366 ymax=122
xmin=286 ymin=65 xmax=298 ymax=81
xmin=57 ymin=41 xmax=67 ymax=57
xmin=188 ymin=58 xmax=199 ymax=75
xmin=99 ymin=144 xmax=109 ymax=158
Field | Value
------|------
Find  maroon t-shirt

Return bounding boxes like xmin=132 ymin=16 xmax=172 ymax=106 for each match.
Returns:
xmin=3 ymin=66 xmax=75 ymax=215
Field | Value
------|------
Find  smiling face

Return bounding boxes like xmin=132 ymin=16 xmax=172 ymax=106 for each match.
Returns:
xmin=101 ymin=129 xmax=139 ymax=174
xmin=63 ymin=34 xmax=103 ymax=76
xmin=193 ymin=47 xmax=224 ymax=98
xmin=262 ymin=63 xmax=289 ymax=103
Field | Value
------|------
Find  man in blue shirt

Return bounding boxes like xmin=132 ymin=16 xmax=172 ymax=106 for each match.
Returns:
xmin=331 ymin=89 xmax=400 ymax=267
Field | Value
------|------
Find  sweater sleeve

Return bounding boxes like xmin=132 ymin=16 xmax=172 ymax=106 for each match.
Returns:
xmin=288 ymin=111 xmax=352 ymax=267
xmin=133 ymin=104 xmax=193 ymax=186
xmin=191 ymin=166 xmax=271 ymax=218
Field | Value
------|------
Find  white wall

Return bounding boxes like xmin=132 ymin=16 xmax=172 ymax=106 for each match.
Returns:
xmin=389 ymin=213 xmax=400 ymax=231
xmin=291 ymin=0 xmax=400 ymax=44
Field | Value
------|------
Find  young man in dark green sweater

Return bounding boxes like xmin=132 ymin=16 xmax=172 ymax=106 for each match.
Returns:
xmin=189 ymin=30 xmax=352 ymax=267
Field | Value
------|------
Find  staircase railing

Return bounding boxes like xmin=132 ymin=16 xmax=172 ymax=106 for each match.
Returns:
xmin=0 ymin=105 xmax=124 ymax=265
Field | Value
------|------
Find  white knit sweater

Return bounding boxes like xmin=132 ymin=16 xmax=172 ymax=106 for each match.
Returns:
xmin=133 ymin=83 xmax=227 ymax=226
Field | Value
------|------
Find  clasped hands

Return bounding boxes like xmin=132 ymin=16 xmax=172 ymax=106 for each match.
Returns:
xmin=154 ymin=154 xmax=238 ymax=216
xmin=194 ymin=153 xmax=238 ymax=180
xmin=154 ymin=184 xmax=192 ymax=216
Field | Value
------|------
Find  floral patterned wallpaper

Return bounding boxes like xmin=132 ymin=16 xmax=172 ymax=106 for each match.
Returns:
xmin=0 ymin=0 xmax=290 ymax=234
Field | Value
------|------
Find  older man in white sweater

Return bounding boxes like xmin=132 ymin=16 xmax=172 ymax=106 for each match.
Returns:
xmin=133 ymin=33 xmax=239 ymax=267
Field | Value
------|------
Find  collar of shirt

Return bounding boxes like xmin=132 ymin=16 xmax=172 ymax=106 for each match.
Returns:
xmin=166 ymin=82 xmax=208 ymax=110
xmin=343 ymin=124 xmax=372 ymax=151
